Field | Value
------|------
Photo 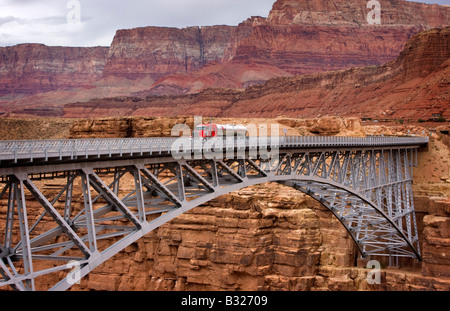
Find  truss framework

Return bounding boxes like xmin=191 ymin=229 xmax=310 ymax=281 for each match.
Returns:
xmin=0 ymin=141 xmax=423 ymax=291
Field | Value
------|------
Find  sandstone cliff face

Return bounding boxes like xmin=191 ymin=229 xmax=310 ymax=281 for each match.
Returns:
xmin=1 ymin=0 xmax=449 ymax=109
xmin=146 ymin=0 xmax=450 ymax=95
xmin=232 ymin=24 xmax=416 ymax=74
xmin=63 ymin=27 xmax=450 ymax=120
xmin=0 ymin=44 xmax=108 ymax=96
xmin=72 ymin=186 xmax=355 ymax=291
xmin=399 ymin=27 xmax=450 ymax=80
xmin=148 ymin=24 xmax=420 ymax=95
xmin=67 ymin=116 xmax=366 ymax=139
xmin=223 ymin=27 xmax=450 ymax=119
xmin=103 ymin=23 xmax=254 ymax=80
xmin=68 ymin=116 xmax=195 ymax=139
xmin=267 ymin=0 xmax=450 ymax=27
xmin=59 ymin=182 xmax=448 ymax=291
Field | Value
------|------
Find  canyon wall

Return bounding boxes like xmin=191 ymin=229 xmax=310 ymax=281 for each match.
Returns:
xmin=137 ymin=0 xmax=450 ymax=95
xmin=1 ymin=0 xmax=449 ymax=112
xmin=0 ymin=44 xmax=109 ymax=96
xmin=224 ymin=27 xmax=450 ymax=119
xmin=103 ymin=22 xmax=256 ymax=80
xmin=267 ymin=0 xmax=450 ymax=27
xmin=63 ymin=27 xmax=450 ymax=121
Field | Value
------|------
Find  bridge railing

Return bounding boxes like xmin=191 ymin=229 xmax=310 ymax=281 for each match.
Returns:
xmin=0 ymin=136 xmax=429 ymax=164
xmin=0 ymin=137 xmax=178 ymax=163
xmin=279 ymin=135 xmax=428 ymax=147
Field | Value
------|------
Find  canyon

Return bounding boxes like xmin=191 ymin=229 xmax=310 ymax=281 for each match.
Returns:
xmin=0 ymin=0 xmax=449 ymax=292
xmin=1 ymin=116 xmax=449 ymax=291
xmin=50 ymin=118 xmax=450 ymax=291
xmin=61 ymin=27 xmax=450 ymax=121
xmin=0 ymin=0 xmax=449 ymax=117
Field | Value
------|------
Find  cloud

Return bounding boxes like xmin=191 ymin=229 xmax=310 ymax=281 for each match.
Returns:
xmin=0 ymin=0 xmax=276 ymax=47
xmin=0 ymin=0 xmax=448 ymax=47
xmin=0 ymin=16 xmax=17 ymax=26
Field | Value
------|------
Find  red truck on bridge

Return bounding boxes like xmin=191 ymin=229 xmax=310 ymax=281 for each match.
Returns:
xmin=193 ymin=123 xmax=248 ymax=139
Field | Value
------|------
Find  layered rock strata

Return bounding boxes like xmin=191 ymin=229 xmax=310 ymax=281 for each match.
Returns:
xmin=63 ymin=27 xmax=450 ymax=120
xmin=1 ymin=0 xmax=449 ymax=108
xmin=0 ymin=44 xmax=108 ymax=96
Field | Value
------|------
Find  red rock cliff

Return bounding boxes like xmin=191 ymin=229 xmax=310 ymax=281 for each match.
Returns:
xmin=147 ymin=0 xmax=450 ymax=95
xmin=1 ymin=0 xmax=450 ymax=111
xmin=63 ymin=27 xmax=450 ymax=120
xmin=0 ymin=44 xmax=108 ymax=96
xmin=267 ymin=0 xmax=450 ymax=27
xmin=102 ymin=21 xmax=255 ymax=80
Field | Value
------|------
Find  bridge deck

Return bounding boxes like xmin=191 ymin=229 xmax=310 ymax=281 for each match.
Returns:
xmin=0 ymin=136 xmax=429 ymax=169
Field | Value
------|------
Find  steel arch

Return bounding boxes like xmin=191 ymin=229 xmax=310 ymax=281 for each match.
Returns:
xmin=42 ymin=176 xmax=420 ymax=291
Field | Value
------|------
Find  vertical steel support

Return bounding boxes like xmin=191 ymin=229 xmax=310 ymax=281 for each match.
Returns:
xmin=340 ymin=151 xmax=350 ymax=185
xmin=395 ymin=149 xmax=403 ymax=232
xmin=13 ymin=177 xmax=35 ymax=291
xmin=64 ymin=173 xmax=74 ymax=222
xmin=133 ymin=166 xmax=146 ymax=222
xmin=4 ymin=181 xmax=14 ymax=250
xmin=174 ymin=163 xmax=186 ymax=203
xmin=403 ymin=150 xmax=413 ymax=242
xmin=113 ymin=168 xmax=121 ymax=196
xmin=80 ymin=170 xmax=98 ymax=252
xmin=1 ymin=179 xmax=24 ymax=291
xmin=209 ymin=160 xmax=219 ymax=187
xmin=237 ymin=159 xmax=248 ymax=179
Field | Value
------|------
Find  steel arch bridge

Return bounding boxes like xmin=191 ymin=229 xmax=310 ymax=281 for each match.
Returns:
xmin=0 ymin=135 xmax=428 ymax=291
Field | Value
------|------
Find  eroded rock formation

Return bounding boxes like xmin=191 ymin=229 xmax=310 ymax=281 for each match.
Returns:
xmin=1 ymin=0 xmax=449 ymax=113
xmin=0 ymin=44 xmax=108 ymax=96
xmin=62 ymin=27 xmax=450 ymax=121
xmin=140 ymin=0 xmax=450 ymax=95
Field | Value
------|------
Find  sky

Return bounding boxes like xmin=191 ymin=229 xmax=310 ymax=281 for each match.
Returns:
xmin=0 ymin=0 xmax=448 ymax=47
